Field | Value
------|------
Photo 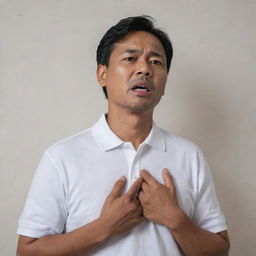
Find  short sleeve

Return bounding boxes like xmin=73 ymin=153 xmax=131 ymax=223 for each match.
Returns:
xmin=17 ymin=151 xmax=68 ymax=238
xmin=192 ymin=150 xmax=227 ymax=233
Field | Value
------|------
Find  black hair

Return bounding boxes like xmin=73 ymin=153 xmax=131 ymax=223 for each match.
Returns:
xmin=96 ymin=15 xmax=173 ymax=99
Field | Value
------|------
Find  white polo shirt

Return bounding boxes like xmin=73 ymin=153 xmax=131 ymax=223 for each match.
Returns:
xmin=17 ymin=113 xmax=227 ymax=256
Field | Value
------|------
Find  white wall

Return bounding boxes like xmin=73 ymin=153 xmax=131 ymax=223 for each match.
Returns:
xmin=1 ymin=0 xmax=255 ymax=255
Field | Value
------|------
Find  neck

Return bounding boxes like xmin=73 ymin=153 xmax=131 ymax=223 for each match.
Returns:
xmin=106 ymin=107 xmax=153 ymax=150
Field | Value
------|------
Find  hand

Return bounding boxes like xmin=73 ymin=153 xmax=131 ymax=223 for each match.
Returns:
xmin=99 ymin=176 xmax=144 ymax=237
xmin=139 ymin=169 xmax=184 ymax=229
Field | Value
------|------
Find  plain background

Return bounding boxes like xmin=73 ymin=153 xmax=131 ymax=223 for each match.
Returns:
xmin=1 ymin=0 xmax=255 ymax=255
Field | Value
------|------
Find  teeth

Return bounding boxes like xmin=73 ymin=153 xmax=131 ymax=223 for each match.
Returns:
xmin=133 ymin=85 xmax=150 ymax=92
xmin=134 ymin=88 xmax=148 ymax=91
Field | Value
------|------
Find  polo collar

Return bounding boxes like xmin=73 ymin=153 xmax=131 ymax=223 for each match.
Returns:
xmin=91 ymin=113 xmax=166 ymax=152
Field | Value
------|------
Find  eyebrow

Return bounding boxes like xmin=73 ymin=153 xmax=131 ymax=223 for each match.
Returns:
xmin=122 ymin=49 xmax=164 ymax=58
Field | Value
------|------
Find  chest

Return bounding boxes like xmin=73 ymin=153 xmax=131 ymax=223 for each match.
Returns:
xmin=63 ymin=147 xmax=197 ymax=232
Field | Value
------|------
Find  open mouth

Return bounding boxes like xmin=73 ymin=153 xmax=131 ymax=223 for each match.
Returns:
xmin=132 ymin=85 xmax=151 ymax=92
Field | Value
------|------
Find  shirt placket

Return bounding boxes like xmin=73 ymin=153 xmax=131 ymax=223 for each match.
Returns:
xmin=122 ymin=142 xmax=142 ymax=187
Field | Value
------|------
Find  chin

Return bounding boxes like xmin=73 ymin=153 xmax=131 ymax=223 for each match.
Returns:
xmin=127 ymin=103 xmax=156 ymax=113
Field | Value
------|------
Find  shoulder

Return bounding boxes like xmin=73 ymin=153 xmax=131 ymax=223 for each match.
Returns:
xmin=45 ymin=127 xmax=94 ymax=159
xmin=161 ymin=128 xmax=202 ymax=155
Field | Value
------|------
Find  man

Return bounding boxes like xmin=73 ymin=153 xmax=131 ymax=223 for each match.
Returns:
xmin=17 ymin=16 xmax=230 ymax=255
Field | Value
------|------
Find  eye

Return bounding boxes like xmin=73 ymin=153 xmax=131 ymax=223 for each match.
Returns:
xmin=123 ymin=56 xmax=136 ymax=62
xmin=150 ymin=59 xmax=162 ymax=65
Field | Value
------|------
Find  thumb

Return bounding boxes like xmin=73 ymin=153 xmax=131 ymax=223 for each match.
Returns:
xmin=108 ymin=176 xmax=127 ymax=200
xmin=162 ymin=169 xmax=173 ymax=189
xmin=126 ymin=176 xmax=143 ymax=199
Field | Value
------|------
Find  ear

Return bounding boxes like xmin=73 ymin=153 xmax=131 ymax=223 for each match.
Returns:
xmin=96 ymin=64 xmax=107 ymax=87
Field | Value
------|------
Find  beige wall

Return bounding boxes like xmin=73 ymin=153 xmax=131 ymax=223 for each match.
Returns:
xmin=1 ymin=0 xmax=255 ymax=255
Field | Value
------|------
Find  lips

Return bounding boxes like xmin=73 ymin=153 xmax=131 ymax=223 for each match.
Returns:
xmin=131 ymin=80 xmax=152 ymax=92
xmin=130 ymin=80 xmax=153 ymax=97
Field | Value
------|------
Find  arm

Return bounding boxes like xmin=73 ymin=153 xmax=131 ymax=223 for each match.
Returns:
xmin=139 ymin=169 xmax=230 ymax=256
xmin=17 ymin=176 xmax=144 ymax=256
xmin=167 ymin=211 xmax=230 ymax=256
xmin=17 ymin=218 xmax=111 ymax=256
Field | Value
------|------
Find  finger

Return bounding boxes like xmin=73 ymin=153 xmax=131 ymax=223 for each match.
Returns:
xmin=134 ymin=205 xmax=143 ymax=216
xmin=142 ymin=182 xmax=149 ymax=192
xmin=126 ymin=177 xmax=143 ymax=199
xmin=162 ymin=168 xmax=173 ymax=188
xmin=109 ymin=176 xmax=127 ymax=199
xmin=138 ymin=191 xmax=146 ymax=204
xmin=142 ymin=209 xmax=150 ymax=220
xmin=140 ymin=169 xmax=157 ymax=186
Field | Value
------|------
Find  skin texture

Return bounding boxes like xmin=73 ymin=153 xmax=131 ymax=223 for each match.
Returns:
xmin=99 ymin=176 xmax=144 ymax=236
xmin=97 ymin=31 xmax=168 ymax=150
xmin=139 ymin=169 xmax=181 ymax=228
xmin=17 ymin=31 xmax=230 ymax=256
xmin=139 ymin=169 xmax=230 ymax=256
xmin=97 ymin=31 xmax=168 ymax=114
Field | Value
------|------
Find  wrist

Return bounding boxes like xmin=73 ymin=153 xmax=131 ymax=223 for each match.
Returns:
xmin=94 ymin=217 xmax=113 ymax=242
xmin=165 ymin=208 xmax=187 ymax=231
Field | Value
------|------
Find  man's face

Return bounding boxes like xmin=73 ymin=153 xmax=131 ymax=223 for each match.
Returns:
xmin=97 ymin=31 xmax=168 ymax=113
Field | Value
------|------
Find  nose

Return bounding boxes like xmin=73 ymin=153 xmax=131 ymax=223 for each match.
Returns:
xmin=136 ymin=60 xmax=152 ymax=77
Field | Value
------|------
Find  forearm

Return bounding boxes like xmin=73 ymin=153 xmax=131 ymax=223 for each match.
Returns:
xmin=17 ymin=218 xmax=111 ymax=256
xmin=17 ymin=176 xmax=144 ymax=256
xmin=168 ymin=211 xmax=230 ymax=256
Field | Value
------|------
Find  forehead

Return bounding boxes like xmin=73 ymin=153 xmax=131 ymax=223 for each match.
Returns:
xmin=112 ymin=31 xmax=166 ymax=56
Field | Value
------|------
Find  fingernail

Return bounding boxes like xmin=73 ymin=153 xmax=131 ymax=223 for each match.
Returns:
xmin=163 ymin=168 xmax=169 ymax=174
xmin=120 ymin=176 xmax=126 ymax=181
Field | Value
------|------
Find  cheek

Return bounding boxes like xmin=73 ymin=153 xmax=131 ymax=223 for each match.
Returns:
xmin=160 ymin=73 xmax=167 ymax=91
xmin=161 ymin=71 xmax=168 ymax=84
xmin=107 ymin=69 xmax=130 ymax=91
xmin=157 ymin=76 xmax=167 ymax=95
xmin=115 ymin=65 xmax=128 ymax=74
